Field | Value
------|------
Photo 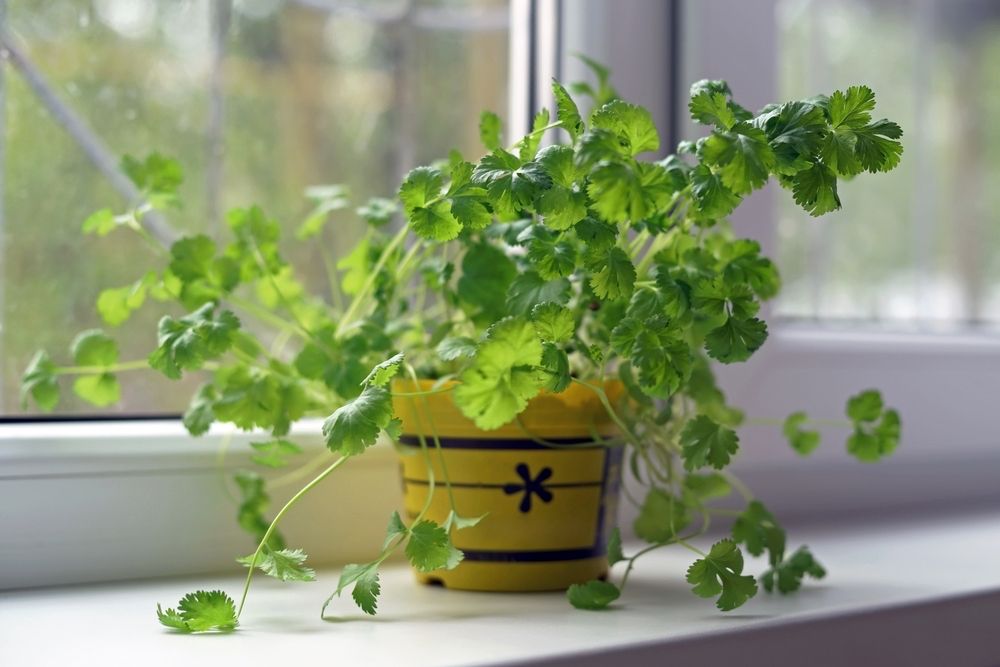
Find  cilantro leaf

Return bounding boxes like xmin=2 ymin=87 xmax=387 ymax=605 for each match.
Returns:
xmin=530 ymin=302 xmax=575 ymax=343
xmin=322 ymin=385 xmax=397 ymax=456
xmin=454 ymin=316 xmax=547 ymax=430
xmin=854 ymin=118 xmax=903 ymax=173
xmin=762 ymin=546 xmax=826 ymax=594
xmin=691 ymin=164 xmax=741 ymax=219
xmin=606 ymin=527 xmax=625 ymax=566
xmin=479 ymin=110 xmax=503 ymax=151
xmin=680 ymin=415 xmax=739 ymax=471
xmin=704 ymin=316 xmax=768 ymax=363
xmin=148 ymin=304 xmax=240 ymax=379
xmin=589 ymin=247 xmax=636 ymax=301
xmin=567 ymin=580 xmax=620 ymax=610
xmin=122 ymin=152 xmax=183 ymax=207
xmin=362 ymin=352 xmax=404 ymax=388
xmin=472 ymin=149 xmax=551 ymax=217
xmin=73 ymin=373 xmax=120 ymax=407
xmin=506 ymin=271 xmax=571 ymax=315
xmin=357 ymin=197 xmax=397 ymax=227
xmin=683 ymin=473 xmax=732 ymax=503
xmin=526 ymin=232 xmax=577 ymax=280
xmin=846 ymin=389 xmax=901 ymax=462
xmin=405 ymin=520 xmax=463 ymax=572
xmin=21 ymin=350 xmax=60 ymax=411
xmin=758 ymin=101 xmax=827 ymax=175
xmin=590 ymin=99 xmax=659 ymax=156
xmin=792 ymin=161 xmax=841 ymax=216
xmin=81 ymin=208 xmax=119 ymax=236
xmin=157 ymin=590 xmax=237 ymax=633
xmin=249 ymin=439 xmax=302 ymax=468
xmin=400 ymin=167 xmax=462 ymax=241
xmin=552 ymin=80 xmax=584 ymax=140
xmin=238 ymin=547 xmax=316 ymax=582
xmin=825 ymin=85 xmax=876 ymax=129
xmin=458 ymin=243 xmax=518 ymax=324
xmin=234 ymin=470 xmax=284 ymax=549
xmin=341 ymin=562 xmax=382 ymax=615
xmin=97 ymin=272 xmax=157 ymax=326
xmin=686 ymin=539 xmax=757 ymax=611
xmin=731 ymin=500 xmax=786 ymax=566
xmin=700 ymin=123 xmax=776 ymax=195
xmin=436 ymin=336 xmax=477 ymax=362
xmin=783 ymin=411 xmax=820 ymax=456
xmin=71 ymin=329 xmax=118 ymax=367
xmin=634 ymin=489 xmax=691 ymax=543
xmin=689 ymin=80 xmax=737 ymax=129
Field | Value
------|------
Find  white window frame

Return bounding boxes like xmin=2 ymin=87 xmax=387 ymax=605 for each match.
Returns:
xmin=3 ymin=0 xmax=998 ymax=592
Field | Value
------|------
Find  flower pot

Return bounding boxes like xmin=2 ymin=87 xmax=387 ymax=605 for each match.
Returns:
xmin=392 ymin=379 xmax=624 ymax=592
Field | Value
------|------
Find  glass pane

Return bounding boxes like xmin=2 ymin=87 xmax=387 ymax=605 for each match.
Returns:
xmin=774 ymin=0 xmax=1000 ymax=327
xmin=2 ymin=0 xmax=510 ymax=416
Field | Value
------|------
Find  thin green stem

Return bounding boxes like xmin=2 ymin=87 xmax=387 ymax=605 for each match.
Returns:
xmin=54 ymin=359 xmax=151 ymax=375
xmin=237 ymin=454 xmax=350 ymax=617
xmin=336 ymin=226 xmax=409 ymax=337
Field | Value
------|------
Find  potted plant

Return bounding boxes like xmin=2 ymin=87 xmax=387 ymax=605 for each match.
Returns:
xmin=21 ymin=65 xmax=903 ymax=631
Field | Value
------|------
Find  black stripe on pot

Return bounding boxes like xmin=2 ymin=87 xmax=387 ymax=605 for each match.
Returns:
xmin=397 ymin=435 xmax=604 ymax=450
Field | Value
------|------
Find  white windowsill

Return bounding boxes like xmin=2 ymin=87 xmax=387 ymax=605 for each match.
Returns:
xmin=2 ymin=510 xmax=998 ymax=667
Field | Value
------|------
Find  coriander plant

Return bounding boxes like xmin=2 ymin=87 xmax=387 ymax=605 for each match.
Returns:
xmin=22 ymin=64 xmax=903 ymax=631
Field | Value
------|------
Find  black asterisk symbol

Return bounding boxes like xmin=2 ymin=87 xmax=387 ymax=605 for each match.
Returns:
xmin=503 ymin=463 xmax=554 ymax=513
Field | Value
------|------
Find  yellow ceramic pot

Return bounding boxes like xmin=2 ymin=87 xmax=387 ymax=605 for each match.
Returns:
xmin=392 ymin=379 xmax=624 ymax=592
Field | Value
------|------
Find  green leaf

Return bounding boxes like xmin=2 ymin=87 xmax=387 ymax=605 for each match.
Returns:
xmin=846 ymin=389 xmax=900 ymax=462
xmin=792 ymin=161 xmax=841 ymax=216
xmin=686 ymin=539 xmax=757 ymax=611
xmin=322 ymin=385 xmax=396 ymax=456
xmin=356 ymin=197 xmax=398 ymax=227
xmin=249 ymin=439 xmax=302 ymax=468
xmin=444 ymin=510 xmax=486 ymax=532
xmin=691 ymin=164 xmax=741 ymax=219
xmin=334 ymin=562 xmax=382 ymax=615
xmin=689 ymin=80 xmax=736 ymax=129
xmin=454 ymin=316 xmax=547 ymax=430
xmin=634 ymin=489 xmax=691 ymax=543
xmin=238 ymin=547 xmax=315 ymax=582
xmin=683 ymin=473 xmax=732 ymax=502
xmin=362 ymin=352 xmax=404 ymax=388
xmin=762 ymin=546 xmax=826 ymax=594
xmin=826 ymin=85 xmax=876 ymax=130
xmin=589 ymin=247 xmax=636 ymax=301
xmin=846 ymin=389 xmax=883 ymax=421
xmin=81 ymin=208 xmax=117 ymax=236
xmin=122 ymin=152 xmax=183 ymax=201
xmin=296 ymin=185 xmax=349 ymax=239
xmin=517 ymin=108 xmax=550 ymax=160
xmin=472 ymin=149 xmax=551 ymax=217
xmin=574 ymin=216 xmax=618 ymax=250
xmin=783 ymin=411 xmax=820 ymax=456
xmin=567 ymin=580 xmax=620 ymax=610
xmin=157 ymin=590 xmax=237 ymax=633
xmin=590 ymin=99 xmax=659 ymax=156
xmin=20 ymin=351 xmax=60 ymax=411
xmin=506 ymin=271 xmax=571 ymax=315
xmin=234 ymin=470 xmax=284 ymax=549
xmin=148 ymin=304 xmax=240 ymax=379
xmin=400 ymin=167 xmax=462 ymax=241
xmin=552 ymin=80 xmax=584 ymax=140
xmin=436 ymin=336 xmax=477 ymax=362
xmin=759 ymin=101 xmax=827 ymax=175
xmin=405 ymin=520 xmax=463 ymax=572
xmin=820 ymin=128 xmax=862 ymax=177
xmin=530 ymin=302 xmax=575 ymax=343
xmin=183 ymin=383 xmax=216 ymax=436
xmin=458 ymin=243 xmax=518 ymax=324
xmin=539 ymin=342 xmax=571 ymax=393
xmin=527 ymin=234 xmax=577 ymax=280
xmin=479 ymin=110 xmax=503 ymax=151
xmin=680 ymin=415 xmax=739 ymax=471
xmin=606 ymin=527 xmax=625 ymax=566
xmin=71 ymin=330 xmax=119 ymax=367
xmin=536 ymin=184 xmax=587 ymax=231
xmin=700 ymin=123 xmax=776 ymax=195
xmin=97 ymin=272 xmax=157 ymax=326
xmin=704 ymin=316 xmax=768 ymax=363
xmin=853 ymin=119 xmax=903 ymax=173
xmin=384 ymin=510 xmax=409 ymax=549
xmin=731 ymin=500 xmax=786 ymax=567
xmin=72 ymin=373 xmax=120 ymax=407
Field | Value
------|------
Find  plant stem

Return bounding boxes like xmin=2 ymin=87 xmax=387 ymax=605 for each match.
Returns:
xmin=54 ymin=359 xmax=151 ymax=375
xmin=237 ymin=454 xmax=350 ymax=617
xmin=336 ymin=226 xmax=409 ymax=337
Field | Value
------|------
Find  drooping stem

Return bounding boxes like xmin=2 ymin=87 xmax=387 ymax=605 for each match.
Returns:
xmin=54 ymin=359 xmax=153 ymax=375
xmin=237 ymin=454 xmax=350 ymax=617
xmin=336 ymin=225 xmax=409 ymax=337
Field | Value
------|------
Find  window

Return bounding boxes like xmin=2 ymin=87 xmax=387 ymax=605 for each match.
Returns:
xmin=1 ymin=0 xmax=510 ymax=417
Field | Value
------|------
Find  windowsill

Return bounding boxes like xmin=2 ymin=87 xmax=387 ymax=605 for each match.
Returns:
xmin=3 ymin=510 xmax=997 ymax=667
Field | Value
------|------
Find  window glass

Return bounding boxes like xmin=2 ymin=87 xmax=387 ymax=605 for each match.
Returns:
xmin=2 ymin=0 xmax=509 ymax=416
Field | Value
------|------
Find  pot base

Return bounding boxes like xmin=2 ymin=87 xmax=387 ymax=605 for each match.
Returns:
xmin=414 ymin=558 xmax=609 ymax=592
